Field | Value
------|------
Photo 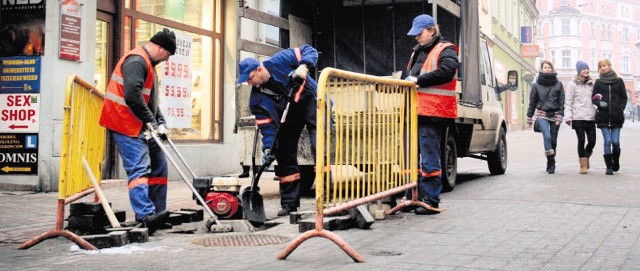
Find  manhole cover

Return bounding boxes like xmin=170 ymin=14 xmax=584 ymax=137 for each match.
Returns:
xmin=191 ymin=234 xmax=290 ymax=247
xmin=369 ymin=250 xmax=402 ymax=256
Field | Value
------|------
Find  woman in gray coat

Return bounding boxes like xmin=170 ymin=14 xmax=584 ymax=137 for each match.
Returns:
xmin=564 ymin=61 xmax=596 ymax=174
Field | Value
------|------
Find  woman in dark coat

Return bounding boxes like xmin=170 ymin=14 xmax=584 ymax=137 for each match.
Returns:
xmin=592 ymin=59 xmax=627 ymax=175
xmin=527 ymin=60 xmax=565 ymax=174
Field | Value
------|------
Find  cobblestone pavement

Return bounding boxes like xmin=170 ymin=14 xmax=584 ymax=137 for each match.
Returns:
xmin=1 ymin=122 xmax=639 ymax=270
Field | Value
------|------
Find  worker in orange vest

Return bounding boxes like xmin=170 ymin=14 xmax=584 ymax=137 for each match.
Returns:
xmin=403 ymin=14 xmax=459 ymax=215
xmin=99 ymin=28 xmax=176 ymax=234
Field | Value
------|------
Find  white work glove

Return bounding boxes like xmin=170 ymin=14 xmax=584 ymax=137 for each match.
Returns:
xmin=295 ymin=64 xmax=308 ymax=79
xmin=157 ymin=124 xmax=169 ymax=141
xmin=262 ymin=148 xmax=276 ymax=166
xmin=143 ymin=130 xmax=153 ymax=140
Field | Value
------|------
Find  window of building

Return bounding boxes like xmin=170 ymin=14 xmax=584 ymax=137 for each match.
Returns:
xmin=551 ymin=50 xmax=556 ymax=66
xmin=621 ymin=55 xmax=629 ymax=73
xmin=622 ymin=27 xmax=628 ymax=43
xmin=561 ymin=0 xmax=568 ymax=7
xmin=590 ymin=50 xmax=596 ymax=68
xmin=561 ymin=19 xmax=570 ymax=35
xmin=124 ymin=0 xmax=224 ymax=142
xmin=562 ymin=50 xmax=571 ymax=68
xmin=601 ymin=24 xmax=611 ymax=40
xmin=590 ymin=22 xmax=595 ymax=38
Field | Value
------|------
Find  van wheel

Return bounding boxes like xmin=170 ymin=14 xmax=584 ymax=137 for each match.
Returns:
xmin=441 ymin=133 xmax=457 ymax=192
xmin=487 ymin=127 xmax=507 ymax=175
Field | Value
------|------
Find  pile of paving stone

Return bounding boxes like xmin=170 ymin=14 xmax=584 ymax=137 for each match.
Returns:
xmin=65 ymin=202 xmax=204 ymax=249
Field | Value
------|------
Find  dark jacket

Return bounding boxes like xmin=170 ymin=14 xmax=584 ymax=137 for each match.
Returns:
xmin=121 ymin=48 xmax=165 ymax=129
xmin=527 ymin=72 xmax=565 ymax=119
xmin=405 ymin=36 xmax=459 ymax=88
xmin=592 ymin=78 xmax=627 ymax=128
xmin=405 ymin=35 xmax=458 ymax=125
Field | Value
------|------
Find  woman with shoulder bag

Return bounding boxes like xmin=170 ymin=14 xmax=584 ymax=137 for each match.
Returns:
xmin=592 ymin=59 xmax=627 ymax=175
xmin=527 ymin=60 xmax=565 ymax=174
xmin=564 ymin=61 xmax=596 ymax=174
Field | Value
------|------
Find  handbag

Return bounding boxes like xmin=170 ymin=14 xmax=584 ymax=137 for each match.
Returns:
xmin=532 ymin=87 xmax=552 ymax=133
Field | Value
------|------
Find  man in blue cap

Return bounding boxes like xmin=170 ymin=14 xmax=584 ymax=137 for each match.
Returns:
xmin=237 ymin=45 xmax=318 ymax=216
xmin=403 ymin=14 xmax=459 ymax=215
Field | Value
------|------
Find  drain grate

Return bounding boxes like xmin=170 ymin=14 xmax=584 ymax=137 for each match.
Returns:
xmin=191 ymin=234 xmax=290 ymax=247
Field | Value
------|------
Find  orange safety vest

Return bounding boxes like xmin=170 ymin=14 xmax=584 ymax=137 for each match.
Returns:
xmin=408 ymin=42 xmax=459 ymax=118
xmin=99 ymin=47 xmax=155 ymax=137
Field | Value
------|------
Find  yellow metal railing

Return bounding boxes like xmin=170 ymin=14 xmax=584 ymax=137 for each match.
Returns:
xmin=19 ymin=75 xmax=105 ymax=250
xmin=316 ymin=68 xmax=418 ymax=213
xmin=279 ymin=68 xmax=417 ymax=262
xmin=58 ymin=75 xmax=106 ymax=199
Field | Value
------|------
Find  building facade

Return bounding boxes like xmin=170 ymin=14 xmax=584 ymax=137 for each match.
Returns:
xmin=488 ymin=0 xmax=539 ymax=131
xmin=536 ymin=0 xmax=640 ymax=105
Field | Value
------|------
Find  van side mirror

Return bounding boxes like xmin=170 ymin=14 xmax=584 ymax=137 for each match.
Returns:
xmin=507 ymin=70 xmax=518 ymax=91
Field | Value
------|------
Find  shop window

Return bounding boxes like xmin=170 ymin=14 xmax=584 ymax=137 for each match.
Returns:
xmin=123 ymin=0 xmax=223 ymax=142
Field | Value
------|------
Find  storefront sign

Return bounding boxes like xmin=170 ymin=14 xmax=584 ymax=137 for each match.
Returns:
xmin=0 ymin=94 xmax=40 ymax=133
xmin=0 ymin=56 xmax=41 ymax=94
xmin=0 ymin=133 xmax=38 ymax=175
xmin=521 ymin=45 xmax=540 ymax=58
xmin=0 ymin=0 xmax=46 ymax=57
xmin=521 ymin=26 xmax=533 ymax=44
xmin=59 ymin=0 xmax=82 ymax=61
xmin=160 ymin=32 xmax=193 ymax=128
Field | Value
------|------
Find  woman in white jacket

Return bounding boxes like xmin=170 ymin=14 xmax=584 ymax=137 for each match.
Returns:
xmin=564 ymin=61 xmax=596 ymax=174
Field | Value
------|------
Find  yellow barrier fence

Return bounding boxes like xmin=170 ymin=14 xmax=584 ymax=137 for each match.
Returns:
xmin=278 ymin=68 xmax=419 ymax=262
xmin=18 ymin=75 xmax=106 ymax=250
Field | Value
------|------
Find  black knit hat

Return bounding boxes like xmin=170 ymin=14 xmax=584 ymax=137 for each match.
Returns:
xmin=150 ymin=28 xmax=176 ymax=55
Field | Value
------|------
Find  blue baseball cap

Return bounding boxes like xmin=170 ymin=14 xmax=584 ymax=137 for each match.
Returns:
xmin=407 ymin=14 xmax=435 ymax=36
xmin=237 ymin=58 xmax=260 ymax=83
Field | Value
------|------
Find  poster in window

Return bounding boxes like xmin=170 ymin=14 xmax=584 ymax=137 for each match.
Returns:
xmin=0 ymin=0 xmax=46 ymax=57
xmin=159 ymin=32 xmax=192 ymax=128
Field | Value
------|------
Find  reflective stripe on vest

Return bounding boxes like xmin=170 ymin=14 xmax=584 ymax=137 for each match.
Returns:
xmin=412 ymin=42 xmax=458 ymax=118
xmin=99 ymin=46 xmax=155 ymax=137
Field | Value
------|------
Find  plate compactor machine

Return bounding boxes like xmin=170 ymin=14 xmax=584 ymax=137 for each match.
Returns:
xmin=193 ymin=177 xmax=243 ymax=220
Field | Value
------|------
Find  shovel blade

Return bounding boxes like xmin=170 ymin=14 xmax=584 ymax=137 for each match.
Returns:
xmin=241 ymin=186 xmax=267 ymax=223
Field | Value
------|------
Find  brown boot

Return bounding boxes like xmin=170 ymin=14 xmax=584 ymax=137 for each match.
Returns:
xmin=579 ymin=157 xmax=588 ymax=174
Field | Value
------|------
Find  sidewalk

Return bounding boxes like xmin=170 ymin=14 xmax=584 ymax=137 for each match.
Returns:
xmin=0 ymin=171 xmax=284 ymax=245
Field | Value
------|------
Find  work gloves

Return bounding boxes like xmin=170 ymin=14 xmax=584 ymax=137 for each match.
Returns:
xmin=156 ymin=124 xmax=169 ymax=141
xmin=295 ymin=64 xmax=308 ymax=79
xmin=404 ymin=76 xmax=418 ymax=84
xmin=262 ymin=148 xmax=276 ymax=166
xmin=144 ymin=123 xmax=168 ymax=141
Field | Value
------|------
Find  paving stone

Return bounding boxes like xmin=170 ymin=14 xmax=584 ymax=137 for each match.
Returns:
xmin=298 ymin=215 xmax=352 ymax=232
xmin=108 ymin=231 xmax=129 ymax=247
xmin=168 ymin=213 xmax=183 ymax=225
xmin=180 ymin=207 xmax=204 ymax=221
xmin=348 ymin=205 xmax=374 ymax=229
xmin=82 ymin=234 xmax=113 ymax=249
xmin=128 ymin=228 xmax=149 ymax=243
xmin=289 ymin=211 xmax=315 ymax=224
xmin=69 ymin=202 xmax=111 ymax=216
xmin=169 ymin=210 xmax=197 ymax=223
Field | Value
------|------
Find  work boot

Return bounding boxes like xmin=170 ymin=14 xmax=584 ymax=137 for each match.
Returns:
xmin=612 ymin=147 xmax=621 ymax=172
xmin=141 ymin=210 xmax=169 ymax=235
xmin=546 ymin=156 xmax=556 ymax=174
xmin=277 ymin=206 xmax=297 ymax=217
xmin=603 ymin=154 xmax=614 ymax=175
xmin=579 ymin=157 xmax=588 ymax=174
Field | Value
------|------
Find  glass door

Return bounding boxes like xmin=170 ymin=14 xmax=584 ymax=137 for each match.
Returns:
xmin=95 ymin=11 xmax=113 ymax=91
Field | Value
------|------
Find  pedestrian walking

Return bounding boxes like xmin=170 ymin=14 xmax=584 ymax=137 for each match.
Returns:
xmin=527 ymin=60 xmax=565 ymax=174
xmin=564 ymin=61 xmax=596 ymax=174
xmin=592 ymin=59 xmax=627 ymax=175
xmin=237 ymin=45 xmax=318 ymax=216
xmin=99 ymin=28 xmax=176 ymax=234
xmin=403 ymin=14 xmax=459 ymax=214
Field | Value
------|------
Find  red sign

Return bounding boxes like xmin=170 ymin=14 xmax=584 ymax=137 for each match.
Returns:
xmin=59 ymin=0 xmax=82 ymax=61
xmin=521 ymin=45 xmax=540 ymax=58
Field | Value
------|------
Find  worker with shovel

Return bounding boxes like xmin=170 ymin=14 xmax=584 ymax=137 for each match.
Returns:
xmin=99 ymin=28 xmax=176 ymax=234
xmin=237 ymin=45 xmax=318 ymax=217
